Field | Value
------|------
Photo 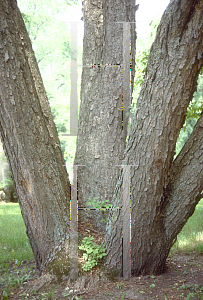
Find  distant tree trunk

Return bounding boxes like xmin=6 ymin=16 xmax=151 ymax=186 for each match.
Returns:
xmin=0 ymin=0 xmax=70 ymax=271
xmin=74 ymin=0 xmax=136 ymax=230
xmin=105 ymin=0 xmax=203 ymax=275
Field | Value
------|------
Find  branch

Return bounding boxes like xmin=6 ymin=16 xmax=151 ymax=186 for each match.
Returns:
xmin=165 ymin=112 xmax=203 ymax=240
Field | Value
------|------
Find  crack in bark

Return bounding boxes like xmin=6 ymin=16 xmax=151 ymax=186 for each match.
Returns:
xmin=179 ymin=0 xmax=199 ymax=43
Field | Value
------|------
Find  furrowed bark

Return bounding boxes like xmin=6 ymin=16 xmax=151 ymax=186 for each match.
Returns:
xmin=74 ymin=0 xmax=136 ymax=231
xmin=0 ymin=0 xmax=70 ymax=271
xmin=105 ymin=0 xmax=203 ymax=275
xmin=166 ymin=112 xmax=203 ymax=242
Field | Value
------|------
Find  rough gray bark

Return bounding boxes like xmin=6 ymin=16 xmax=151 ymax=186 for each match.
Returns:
xmin=74 ymin=0 xmax=136 ymax=231
xmin=105 ymin=0 xmax=203 ymax=275
xmin=165 ymin=112 xmax=203 ymax=243
xmin=0 ymin=0 xmax=70 ymax=271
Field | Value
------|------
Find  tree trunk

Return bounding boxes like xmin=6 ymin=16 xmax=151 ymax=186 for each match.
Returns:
xmin=0 ymin=0 xmax=70 ymax=271
xmin=74 ymin=0 xmax=136 ymax=231
xmin=105 ymin=0 xmax=203 ymax=275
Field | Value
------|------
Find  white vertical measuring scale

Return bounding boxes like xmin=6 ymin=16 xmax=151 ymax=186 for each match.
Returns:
xmin=69 ymin=164 xmax=78 ymax=280
xmin=62 ymin=21 xmax=82 ymax=138
xmin=70 ymin=164 xmax=85 ymax=280
xmin=123 ymin=164 xmax=131 ymax=279
xmin=122 ymin=22 xmax=131 ymax=139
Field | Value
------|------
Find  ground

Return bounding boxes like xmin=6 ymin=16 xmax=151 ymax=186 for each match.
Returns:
xmin=1 ymin=222 xmax=203 ymax=300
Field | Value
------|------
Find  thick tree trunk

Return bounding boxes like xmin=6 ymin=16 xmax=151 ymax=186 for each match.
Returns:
xmin=74 ymin=0 xmax=136 ymax=231
xmin=105 ymin=0 xmax=203 ymax=275
xmin=0 ymin=0 xmax=70 ymax=271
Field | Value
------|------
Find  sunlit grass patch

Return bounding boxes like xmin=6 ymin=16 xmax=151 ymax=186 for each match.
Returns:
xmin=0 ymin=202 xmax=34 ymax=266
xmin=1 ymin=198 xmax=203 ymax=268
xmin=172 ymin=199 xmax=203 ymax=253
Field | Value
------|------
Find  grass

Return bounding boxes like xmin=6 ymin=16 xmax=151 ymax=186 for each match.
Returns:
xmin=172 ymin=199 xmax=203 ymax=253
xmin=0 ymin=199 xmax=203 ymax=299
xmin=0 ymin=202 xmax=34 ymax=266
xmin=0 ymin=199 xmax=203 ymax=298
xmin=0 ymin=203 xmax=35 ymax=298
xmin=0 ymin=199 xmax=203 ymax=267
xmin=0 ymin=199 xmax=203 ymax=266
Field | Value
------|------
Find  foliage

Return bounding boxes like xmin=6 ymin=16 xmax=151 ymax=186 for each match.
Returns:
xmin=132 ymin=18 xmax=160 ymax=106
xmin=185 ymin=77 xmax=203 ymax=122
xmin=0 ymin=173 xmax=17 ymax=202
xmin=78 ymin=235 xmax=107 ymax=271
xmin=133 ymin=48 xmax=150 ymax=106
xmin=85 ymin=196 xmax=112 ymax=209
xmin=18 ymin=0 xmax=82 ymax=164
xmin=85 ymin=196 xmax=112 ymax=223
xmin=175 ymin=73 xmax=203 ymax=157
xmin=116 ymin=282 xmax=125 ymax=289
xmin=0 ymin=177 xmax=12 ymax=191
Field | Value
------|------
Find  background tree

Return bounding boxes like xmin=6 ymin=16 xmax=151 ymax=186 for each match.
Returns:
xmin=105 ymin=0 xmax=203 ymax=275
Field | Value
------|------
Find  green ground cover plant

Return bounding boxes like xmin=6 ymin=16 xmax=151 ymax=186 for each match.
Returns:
xmin=78 ymin=234 xmax=107 ymax=271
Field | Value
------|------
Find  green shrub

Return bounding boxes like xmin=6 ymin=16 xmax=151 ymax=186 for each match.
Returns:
xmin=78 ymin=235 xmax=107 ymax=271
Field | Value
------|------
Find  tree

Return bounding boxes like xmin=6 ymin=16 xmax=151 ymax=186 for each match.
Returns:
xmin=0 ymin=0 xmax=70 ymax=271
xmin=1 ymin=0 xmax=203 ymax=277
xmin=74 ymin=0 xmax=136 ymax=230
xmin=105 ymin=0 xmax=203 ymax=275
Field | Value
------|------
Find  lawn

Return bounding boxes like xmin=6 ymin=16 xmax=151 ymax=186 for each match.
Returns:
xmin=172 ymin=199 xmax=203 ymax=253
xmin=0 ymin=200 xmax=203 ymax=299
xmin=1 ymin=199 xmax=203 ymax=267
xmin=0 ymin=203 xmax=34 ymax=267
xmin=0 ymin=199 xmax=203 ymax=265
